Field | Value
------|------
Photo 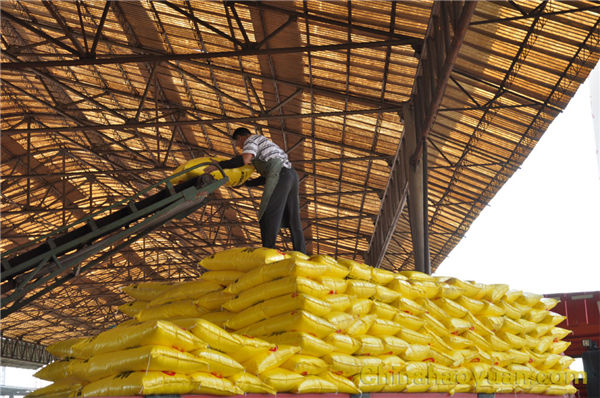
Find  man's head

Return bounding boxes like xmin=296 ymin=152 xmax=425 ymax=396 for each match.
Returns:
xmin=232 ymin=127 xmax=251 ymax=149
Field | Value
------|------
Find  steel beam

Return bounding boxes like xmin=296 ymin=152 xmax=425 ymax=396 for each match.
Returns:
xmin=0 ymin=337 xmax=54 ymax=368
xmin=365 ymin=1 xmax=476 ymax=269
xmin=1 ymin=38 xmax=419 ymax=70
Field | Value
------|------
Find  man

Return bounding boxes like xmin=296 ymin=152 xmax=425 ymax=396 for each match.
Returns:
xmin=218 ymin=127 xmax=306 ymax=253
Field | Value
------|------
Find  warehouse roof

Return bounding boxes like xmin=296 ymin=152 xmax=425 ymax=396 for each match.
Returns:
xmin=1 ymin=1 xmax=599 ymax=346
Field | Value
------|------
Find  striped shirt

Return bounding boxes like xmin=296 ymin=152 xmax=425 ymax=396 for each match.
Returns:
xmin=243 ymin=134 xmax=292 ymax=168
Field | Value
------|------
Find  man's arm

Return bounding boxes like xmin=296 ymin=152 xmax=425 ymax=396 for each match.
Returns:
xmin=242 ymin=153 xmax=254 ymax=165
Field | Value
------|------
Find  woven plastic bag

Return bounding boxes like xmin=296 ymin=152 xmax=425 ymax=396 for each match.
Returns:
xmin=118 ymin=301 xmax=148 ymax=317
xmin=199 ymin=270 xmax=245 ymax=286
xmin=199 ymin=247 xmax=286 ymax=271
xmin=325 ymin=332 xmax=361 ymax=354
xmin=228 ymin=372 xmax=276 ymax=394
xmin=338 ymin=258 xmax=371 ymax=280
xmin=282 ymin=354 xmax=328 ymax=375
xmin=81 ymin=371 xmax=192 ymax=397
xmin=171 ymin=156 xmax=255 ymax=187
xmin=259 ymin=368 xmax=305 ymax=392
xmin=75 ymin=320 xmax=205 ymax=358
xmin=237 ymin=310 xmax=336 ymax=338
xmin=136 ymin=300 xmax=209 ymax=322
xmin=243 ymin=345 xmax=300 ymax=374
xmin=190 ymin=348 xmax=244 ymax=377
xmin=148 ymin=280 xmax=223 ymax=307
xmin=188 ymin=371 xmax=244 ymax=395
xmin=319 ymin=371 xmax=360 ymax=393
xmin=266 ymin=332 xmax=334 ymax=357
xmin=25 ymin=380 xmax=83 ymax=398
xmin=176 ymin=318 xmax=241 ymax=353
xmin=122 ymin=281 xmax=174 ymax=301
xmin=46 ymin=337 xmax=89 ymax=359
xmin=34 ymin=359 xmax=86 ymax=382
xmin=83 ymin=345 xmax=209 ymax=381
xmin=226 ymin=257 xmax=328 ymax=294
xmin=322 ymin=352 xmax=362 ymax=376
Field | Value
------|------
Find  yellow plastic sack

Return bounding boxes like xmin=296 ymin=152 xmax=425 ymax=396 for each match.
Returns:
xmin=379 ymin=354 xmax=406 ymax=372
xmin=374 ymin=285 xmax=401 ymax=303
xmin=480 ymin=300 xmax=506 ymax=316
xmin=371 ymin=268 xmax=396 ymax=285
xmin=324 ymin=294 xmax=352 ymax=311
xmin=399 ymin=270 xmax=433 ymax=281
xmin=412 ymin=280 xmax=440 ymax=299
xmin=136 ymin=300 xmax=209 ymax=322
xmin=189 ymin=371 xmax=244 ymax=395
xmin=228 ymin=372 xmax=276 ymax=394
xmin=346 ymin=314 xmax=377 ymax=336
xmin=355 ymin=335 xmax=385 ymax=355
xmin=530 ymin=323 xmax=553 ymax=338
xmin=518 ymin=291 xmax=543 ymax=306
xmin=497 ymin=330 xmax=525 ymax=349
xmin=464 ymin=312 xmax=493 ymax=336
xmin=503 ymin=289 xmax=522 ymax=303
xmin=266 ymin=332 xmax=334 ymax=357
xmin=435 ymin=297 xmax=468 ymax=318
xmin=479 ymin=315 xmax=505 ymax=332
xmin=75 ymin=320 xmax=205 ymax=358
xmin=429 ymin=347 xmax=459 ymax=367
xmin=393 ymin=310 xmax=425 ymax=330
xmin=226 ymin=335 xmax=273 ymax=363
xmin=171 ymin=156 xmax=255 ymax=186
xmin=310 ymin=255 xmax=349 ymax=279
xmin=550 ymin=340 xmax=571 ymax=355
xmin=346 ymin=279 xmax=377 ymax=298
xmin=223 ymin=276 xmax=329 ymax=312
xmin=444 ymin=334 xmax=473 ymax=349
xmin=195 ymin=291 xmax=235 ymax=311
xmin=401 ymin=344 xmax=431 ymax=361
xmin=387 ymin=279 xmax=425 ymax=299
xmin=199 ymin=270 xmax=244 ymax=286
xmin=226 ymin=258 xmax=328 ymax=294
xmin=369 ymin=318 xmax=402 ymax=336
xmin=356 ymin=355 xmax=383 ymax=370
xmin=282 ymin=354 xmax=328 ymax=375
xmin=499 ymin=301 xmax=522 ymax=320
xmin=325 ymin=332 xmax=361 ymax=354
xmin=26 ymin=380 xmax=83 ymax=398
xmin=549 ymin=326 xmax=571 ymax=340
xmin=324 ymin=311 xmax=354 ymax=331
xmin=243 ymin=345 xmax=300 ymax=374
xmin=122 ymin=281 xmax=174 ymax=301
xmin=294 ymin=376 xmax=339 ymax=393
xmin=190 ymin=348 xmax=244 ymax=377
xmin=438 ymin=283 xmax=463 ymax=300
xmin=175 ymin=318 xmax=241 ymax=353
xmin=46 ymin=337 xmax=89 ymax=360
xmin=427 ymin=331 xmax=454 ymax=352
xmin=485 ymin=284 xmax=509 ymax=302
xmin=537 ymin=297 xmax=560 ymax=311
xmin=381 ymin=372 xmax=409 ymax=392
xmin=199 ymin=311 xmax=232 ymax=327
xmin=553 ymin=355 xmax=575 ymax=370
xmin=319 ymin=371 xmax=360 ymax=393
xmin=200 ymin=247 xmax=286 ymax=271
xmin=319 ymin=277 xmax=348 ymax=294
xmin=397 ymin=297 xmax=426 ymax=315
xmin=443 ymin=317 xmax=472 ymax=334
xmin=118 ymin=301 xmax=148 ymax=317
xmin=352 ymin=373 xmax=385 ymax=392
xmin=148 ymin=280 xmax=224 ymax=307
xmin=464 ymin=330 xmax=492 ymax=351
xmin=371 ymin=300 xmax=398 ymax=320
xmin=83 ymin=345 xmax=208 ymax=381
xmin=322 ymin=352 xmax=362 ymax=376
xmin=518 ymin=317 xmax=537 ymax=333
xmin=259 ymin=367 xmax=305 ymax=392
xmin=457 ymin=295 xmax=485 ymax=314
xmin=422 ymin=313 xmax=448 ymax=337
xmin=444 ymin=278 xmax=481 ymax=298
xmin=34 ymin=359 xmax=86 ymax=382
xmin=226 ymin=292 xmax=330 ymax=330
xmin=81 ymin=371 xmax=192 ymax=397
xmin=348 ymin=297 xmax=373 ymax=316
xmin=508 ymin=348 xmax=530 ymax=364
xmin=419 ymin=298 xmax=451 ymax=323
xmin=338 ymin=258 xmax=372 ymax=280
xmin=545 ymin=311 xmax=567 ymax=326
xmin=545 ymin=384 xmax=577 ymax=395
xmin=238 ymin=310 xmax=336 ymax=338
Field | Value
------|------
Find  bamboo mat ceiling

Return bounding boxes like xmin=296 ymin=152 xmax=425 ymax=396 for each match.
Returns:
xmin=1 ymin=1 xmax=599 ymax=346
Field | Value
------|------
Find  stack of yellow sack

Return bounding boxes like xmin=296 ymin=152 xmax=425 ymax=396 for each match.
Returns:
xmin=29 ymin=247 xmax=581 ymax=397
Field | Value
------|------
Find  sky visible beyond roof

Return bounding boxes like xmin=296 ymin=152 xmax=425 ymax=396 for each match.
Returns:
xmin=435 ymin=63 xmax=600 ymax=295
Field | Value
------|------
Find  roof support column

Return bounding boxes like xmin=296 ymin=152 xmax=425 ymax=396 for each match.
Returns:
xmin=404 ymin=103 xmax=431 ymax=274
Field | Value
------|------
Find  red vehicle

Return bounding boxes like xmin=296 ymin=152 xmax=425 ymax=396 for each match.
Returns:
xmin=544 ymin=291 xmax=600 ymax=398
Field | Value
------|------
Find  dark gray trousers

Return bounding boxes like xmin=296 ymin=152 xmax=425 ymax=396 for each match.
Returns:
xmin=259 ymin=167 xmax=306 ymax=253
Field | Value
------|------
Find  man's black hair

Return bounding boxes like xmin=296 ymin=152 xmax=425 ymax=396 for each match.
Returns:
xmin=232 ymin=127 xmax=252 ymax=140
